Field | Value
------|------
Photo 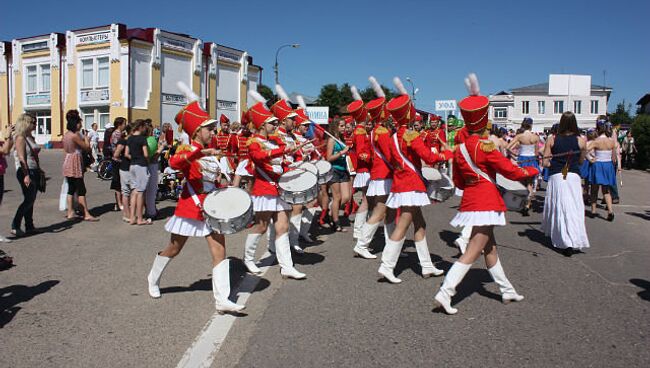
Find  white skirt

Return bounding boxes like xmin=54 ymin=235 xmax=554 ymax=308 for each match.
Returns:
xmin=455 ymin=188 xmax=464 ymax=197
xmin=541 ymin=172 xmax=590 ymax=250
xmin=450 ymin=211 xmax=506 ymax=227
xmin=386 ymin=191 xmax=431 ymax=208
xmin=367 ymin=178 xmax=392 ymax=197
xmin=165 ymin=215 xmax=212 ymax=237
xmin=353 ymin=172 xmax=371 ymax=188
xmin=235 ymin=159 xmax=253 ymax=177
xmin=252 ymin=195 xmax=291 ymax=212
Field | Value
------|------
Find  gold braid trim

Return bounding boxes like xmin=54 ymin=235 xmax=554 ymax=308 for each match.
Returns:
xmin=354 ymin=127 xmax=367 ymax=135
xmin=403 ymin=130 xmax=420 ymax=146
xmin=479 ymin=140 xmax=496 ymax=153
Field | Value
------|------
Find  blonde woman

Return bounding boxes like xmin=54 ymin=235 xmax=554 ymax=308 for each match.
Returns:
xmin=11 ymin=114 xmax=41 ymax=237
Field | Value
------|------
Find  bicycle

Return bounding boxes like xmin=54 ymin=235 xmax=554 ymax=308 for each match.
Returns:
xmin=97 ymin=158 xmax=114 ymax=181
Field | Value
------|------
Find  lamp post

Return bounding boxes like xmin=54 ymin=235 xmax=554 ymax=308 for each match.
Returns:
xmin=274 ymin=44 xmax=300 ymax=85
xmin=405 ymin=77 xmax=419 ymax=106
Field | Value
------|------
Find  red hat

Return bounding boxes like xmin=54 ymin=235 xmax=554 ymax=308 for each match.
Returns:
xmin=294 ymin=108 xmax=310 ymax=125
xmin=175 ymin=101 xmax=217 ymax=136
xmin=249 ymin=102 xmax=278 ymax=129
xmin=415 ymin=113 xmax=422 ymax=122
xmin=366 ymin=97 xmax=386 ymax=123
xmin=430 ymin=114 xmax=441 ymax=123
xmin=346 ymin=100 xmax=367 ymax=123
xmin=219 ymin=114 xmax=230 ymax=125
xmin=386 ymin=94 xmax=414 ymax=126
xmin=459 ymin=73 xmax=489 ymax=132
xmin=343 ymin=115 xmax=354 ymax=124
xmin=271 ymin=99 xmax=298 ymax=121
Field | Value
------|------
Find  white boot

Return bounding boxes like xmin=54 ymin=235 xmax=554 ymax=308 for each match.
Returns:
xmin=275 ymin=233 xmax=306 ymax=280
xmin=415 ymin=237 xmax=444 ymax=277
xmin=353 ymin=210 xmax=367 ymax=239
xmin=383 ymin=221 xmax=406 ymax=258
xmin=243 ymin=233 xmax=262 ymax=275
xmin=454 ymin=226 xmax=472 ymax=254
xmin=266 ymin=223 xmax=276 ymax=254
xmin=353 ymin=221 xmax=379 ymax=259
xmin=289 ymin=214 xmax=304 ymax=254
xmin=488 ymin=259 xmax=524 ymax=303
xmin=212 ymin=260 xmax=245 ymax=314
xmin=299 ymin=208 xmax=316 ymax=243
xmin=434 ymin=262 xmax=471 ymax=314
xmin=378 ymin=237 xmax=405 ymax=284
xmin=147 ymin=254 xmax=171 ymax=298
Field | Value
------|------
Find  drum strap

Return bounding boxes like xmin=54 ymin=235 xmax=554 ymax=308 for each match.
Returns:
xmin=255 ymin=166 xmax=278 ymax=187
xmin=459 ymin=143 xmax=497 ymax=186
xmin=370 ymin=131 xmax=393 ymax=170
xmin=391 ymin=133 xmax=427 ymax=187
xmin=185 ymin=181 xmax=203 ymax=210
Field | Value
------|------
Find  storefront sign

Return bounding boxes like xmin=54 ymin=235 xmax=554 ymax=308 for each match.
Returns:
xmin=26 ymin=93 xmax=51 ymax=105
xmin=22 ymin=41 xmax=49 ymax=52
xmin=162 ymin=93 xmax=187 ymax=105
xmin=80 ymin=89 xmax=110 ymax=102
xmin=217 ymin=100 xmax=237 ymax=111
xmin=77 ymin=32 xmax=111 ymax=45
xmin=306 ymin=106 xmax=329 ymax=125
xmin=217 ymin=50 xmax=240 ymax=63
xmin=161 ymin=37 xmax=193 ymax=52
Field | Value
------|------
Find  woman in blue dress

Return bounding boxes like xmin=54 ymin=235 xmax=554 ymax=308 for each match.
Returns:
xmin=587 ymin=121 xmax=617 ymax=221
xmin=506 ymin=118 xmax=540 ymax=216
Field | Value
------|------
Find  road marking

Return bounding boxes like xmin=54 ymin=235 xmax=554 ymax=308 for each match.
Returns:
xmin=176 ymin=252 xmax=273 ymax=368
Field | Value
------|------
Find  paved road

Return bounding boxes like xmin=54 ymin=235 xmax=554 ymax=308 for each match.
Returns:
xmin=1 ymin=150 xmax=649 ymax=367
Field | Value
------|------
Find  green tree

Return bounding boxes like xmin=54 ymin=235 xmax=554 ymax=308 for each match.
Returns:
xmin=317 ymin=84 xmax=343 ymax=116
xmin=631 ymin=114 xmax=650 ymax=169
xmin=257 ymin=84 xmax=276 ymax=106
xmin=609 ymin=101 xmax=633 ymax=127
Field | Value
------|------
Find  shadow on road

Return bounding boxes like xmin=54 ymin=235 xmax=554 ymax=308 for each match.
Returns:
xmin=625 ymin=211 xmax=650 ymax=221
xmin=518 ymin=228 xmax=569 ymax=257
xmin=88 ymin=202 xmax=118 ymax=217
xmin=0 ymin=280 xmax=60 ymax=328
xmin=630 ymin=279 xmax=650 ymax=301
xmin=438 ymin=230 xmax=460 ymax=249
xmin=453 ymin=269 xmax=501 ymax=304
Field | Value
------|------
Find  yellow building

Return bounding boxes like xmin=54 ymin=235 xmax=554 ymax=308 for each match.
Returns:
xmin=0 ymin=41 xmax=12 ymax=136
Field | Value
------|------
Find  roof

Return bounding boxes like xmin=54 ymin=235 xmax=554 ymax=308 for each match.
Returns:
xmin=637 ymin=94 xmax=650 ymax=106
xmin=288 ymin=93 xmax=317 ymax=105
xmin=511 ymin=82 xmax=611 ymax=93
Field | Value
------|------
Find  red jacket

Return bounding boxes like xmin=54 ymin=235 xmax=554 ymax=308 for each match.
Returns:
xmin=344 ymin=132 xmax=357 ymax=172
xmin=170 ymin=141 xmax=207 ymax=221
xmin=352 ymin=124 xmax=371 ymax=173
xmin=389 ymin=126 xmax=452 ymax=193
xmin=369 ymin=125 xmax=393 ymax=180
xmin=453 ymin=134 xmax=538 ymax=212
xmin=422 ymin=128 xmax=446 ymax=153
xmin=248 ymin=134 xmax=286 ymax=197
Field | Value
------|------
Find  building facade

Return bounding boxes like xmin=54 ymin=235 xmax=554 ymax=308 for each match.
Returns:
xmin=0 ymin=23 xmax=261 ymax=145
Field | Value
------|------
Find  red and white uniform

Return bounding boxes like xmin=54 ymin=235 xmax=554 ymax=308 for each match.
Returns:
xmin=386 ymin=126 xmax=452 ymax=208
xmin=352 ymin=124 xmax=372 ymax=188
xmin=234 ymin=132 xmax=253 ymax=177
xmin=450 ymin=134 xmax=538 ymax=227
xmin=294 ymin=130 xmax=317 ymax=162
xmin=367 ymin=125 xmax=393 ymax=196
xmin=211 ymin=130 xmax=236 ymax=173
xmin=247 ymin=134 xmax=291 ymax=212
xmin=344 ymin=131 xmax=357 ymax=175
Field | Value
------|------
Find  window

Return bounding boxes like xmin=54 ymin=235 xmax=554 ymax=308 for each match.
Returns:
xmin=538 ymin=101 xmax=545 ymax=115
xmin=82 ymin=59 xmax=94 ymax=88
xmin=41 ymin=65 xmax=50 ymax=92
xmin=554 ymin=100 xmax=564 ymax=114
xmin=522 ymin=101 xmax=529 ymax=115
xmin=82 ymin=107 xmax=109 ymax=130
xmin=27 ymin=66 xmax=38 ymax=93
xmin=591 ymin=100 xmax=599 ymax=114
xmin=84 ymin=113 xmax=95 ymax=128
xmin=97 ymin=57 xmax=109 ymax=87
xmin=574 ymin=100 xmax=582 ymax=114
xmin=99 ymin=112 xmax=110 ymax=130
xmin=494 ymin=108 xmax=507 ymax=118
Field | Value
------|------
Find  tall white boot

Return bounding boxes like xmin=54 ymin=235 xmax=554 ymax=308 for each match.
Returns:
xmin=414 ymin=237 xmax=444 ymax=277
xmin=383 ymin=220 xmax=406 ymax=258
xmin=353 ymin=221 xmax=379 ymax=259
xmin=212 ymin=259 xmax=245 ymax=314
xmin=275 ymin=233 xmax=306 ymax=280
xmin=488 ymin=259 xmax=524 ymax=303
xmin=266 ymin=223 xmax=276 ymax=254
xmin=434 ymin=262 xmax=471 ymax=314
xmin=147 ymin=253 xmax=171 ymax=298
xmin=243 ymin=233 xmax=262 ymax=275
xmin=378 ymin=237 xmax=405 ymax=284
xmin=289 ymin=214 xmax=304 ymax=254
xmin=353 ymin=210 xmax=368 ymax=239
xmin=454 ymin=226 xmax=472 ymax=254
xmin=299 ymin=208 xmax=316 ymax=243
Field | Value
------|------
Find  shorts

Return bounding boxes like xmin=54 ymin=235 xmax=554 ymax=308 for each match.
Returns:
xmin=66 ymin=177 xmax=87 ymax=196
xmin=129 ymin=165 xmax=150 ymax=192
xmin=119 ymin=169 xmax=132 ymax=196
xmin=330 ymin=169 xmax=350 ymax=184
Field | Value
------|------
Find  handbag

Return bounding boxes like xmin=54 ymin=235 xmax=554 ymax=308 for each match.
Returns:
xmin=25 ymin=138 xmax=46 ymax=193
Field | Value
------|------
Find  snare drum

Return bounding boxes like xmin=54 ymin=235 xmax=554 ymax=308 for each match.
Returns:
xmin=496 ymin=174 xmax=529 ymax=211
xmin=278 ymin=169 xmax=319 ymax=205
xmin=202 ymin=187 xmax=254 ymax=234
xmin=290 ymin=161 xmax=318 ymax=176
xmin=422 ymin=167 xmax=454 ymax=202
xmin=314 ymin=160 xmax=334 ymax=185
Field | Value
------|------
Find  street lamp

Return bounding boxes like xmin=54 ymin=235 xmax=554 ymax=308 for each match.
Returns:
xmin=274 ymin=43 xmax=300 ymax=85
xmin=405 ymin=77 xmax=419 ymax=106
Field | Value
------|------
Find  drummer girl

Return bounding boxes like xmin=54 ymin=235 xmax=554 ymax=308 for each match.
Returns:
xmin=326 ymin=118 xmax=352 ymax=232
xmin=377 ymin=78 xmax=453 ymax=284
xmin=242 ymin=91 xmax=306 ymax=280
xmin=434 ymin=74 xmax=539 ymax=315
xmin=146 ymin=99 xmax=245 ymax=314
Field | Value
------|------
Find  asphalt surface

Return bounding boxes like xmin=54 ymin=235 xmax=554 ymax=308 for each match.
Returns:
xmin=1 ymin=150 xmax=649 ymax=368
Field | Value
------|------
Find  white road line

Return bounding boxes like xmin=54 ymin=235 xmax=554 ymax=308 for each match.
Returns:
xmin=176 ymin=252 xmax=274 ymax=368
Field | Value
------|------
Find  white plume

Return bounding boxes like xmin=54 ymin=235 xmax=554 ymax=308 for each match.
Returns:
xmin=464 ymin=73 xmax=480 ymax=96
xmin=351 ymin=85 xmax=362 ymax=101
xmin=248 ymin=89 xmax=267 ymax=104
xmin=275 ymin=84 xmax=289 ymax=101
xmin=368 ymin=76 xmax=385 ymax=98
xmin=176 ymin=81 xmax=199 ymax=102
xmin=393 ymin=76 xmax=408 ymax=96
xmin=296 ymin=95 xmax=307 ymax=109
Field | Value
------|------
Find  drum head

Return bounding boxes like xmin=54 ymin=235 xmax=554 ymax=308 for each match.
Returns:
xmin=279 ymin=170 xmax=318 ymax=191
xmin=315 ymin=160 xmax=332 ymax=175
xmin=422 ymin=167 xmax=442 ymax=181
xmin=203 ymin=187 xmax=252 ymax=220
xmin=294 ymin=161 xmax=318 ymax=175
xmin=496 ymin=174 xmax=528 ymax=193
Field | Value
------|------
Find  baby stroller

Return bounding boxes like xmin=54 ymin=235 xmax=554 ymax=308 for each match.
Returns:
xmin=157 ymin=169 xmax=184 ymax=201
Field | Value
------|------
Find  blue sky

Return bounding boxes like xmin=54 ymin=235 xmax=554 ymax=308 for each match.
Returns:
xmin=2 ymin=0 xmax=648 ymax=113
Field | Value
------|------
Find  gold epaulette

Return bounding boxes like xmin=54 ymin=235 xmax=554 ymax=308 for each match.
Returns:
xmin=479 ymin=140 xmax=496 ymax=153
xmin=354 ymin=127 xmax=367 ymax=135
xmin=403 ymin=130 xmax=420 ymax=146
xmin=246 ymin=137 xmax=260 ymax=147
xmin=175 ymin=144 xmax=193 ymax=153
xmin=374 ymin=126 xmax=389 ymax=141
